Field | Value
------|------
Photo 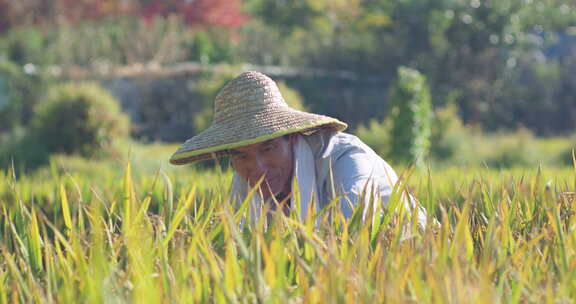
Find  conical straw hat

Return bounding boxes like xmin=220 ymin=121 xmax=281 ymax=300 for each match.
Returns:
xmin=170 ymin=71 xmax=347 ymax=165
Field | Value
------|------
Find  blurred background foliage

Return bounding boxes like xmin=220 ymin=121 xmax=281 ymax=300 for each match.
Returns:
xmin=0 ymin=0 xmax=574 ymax=170
xmin=387 ymin=67 xmax=432 ymax=168
xmin=32 ymin=82 xmax=130 ymax=156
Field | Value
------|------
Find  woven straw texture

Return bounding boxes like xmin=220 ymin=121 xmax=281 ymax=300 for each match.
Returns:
xmin=170 ymin=71 xmax=347 ymax=164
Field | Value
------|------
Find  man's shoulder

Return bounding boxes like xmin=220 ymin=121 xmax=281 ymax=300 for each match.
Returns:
xmin=329 ymin=132 xmax=364 ymax=146
xmin=304 ymin=131 xmax=373 ymax=159
xmin=305 ymin=131 xmax=398 ymax=191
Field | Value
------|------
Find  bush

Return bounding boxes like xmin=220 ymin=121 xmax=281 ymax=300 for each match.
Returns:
xmin=483 ymin=128 xmax=542 ymax=168
xmin=429 ymin=102 xmax=471 ymax=163
xmin=31 ymin=82 xmax=130 ymax=157
xmin=356 ymin=102 xmax=472 ymax=166
xmin=355 ymin=119 xmax=392 ymax=158
xmin=387 ymin=67 xmax=432 ymax=167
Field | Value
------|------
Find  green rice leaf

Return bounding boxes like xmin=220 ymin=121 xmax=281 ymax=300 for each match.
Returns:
xmin=29 ymin=208 xmax=43 ymax=271
xmin=163 ymin=186 xmax=196 ymax=247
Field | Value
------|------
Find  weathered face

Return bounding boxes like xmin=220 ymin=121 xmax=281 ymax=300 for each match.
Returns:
xmin=229 ymin=135 xmax=296 ymax=200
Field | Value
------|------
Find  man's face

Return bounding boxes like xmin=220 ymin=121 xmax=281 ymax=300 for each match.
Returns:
xmin=229 ymin=135 xmax=296 ymax=200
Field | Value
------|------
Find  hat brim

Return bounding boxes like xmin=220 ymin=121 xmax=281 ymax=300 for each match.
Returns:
xmin=170 ymin=108 xmax=347 ymax=165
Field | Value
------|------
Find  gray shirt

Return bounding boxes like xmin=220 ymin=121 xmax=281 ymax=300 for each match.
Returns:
xmin=304 ymin=131 xmax=399 ymax=218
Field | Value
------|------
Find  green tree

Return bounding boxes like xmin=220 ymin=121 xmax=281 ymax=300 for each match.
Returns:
xmin=243 ymin=0 xmax=576 ymax=135
xmin=388 ymin=67 xmax=432 ymax=167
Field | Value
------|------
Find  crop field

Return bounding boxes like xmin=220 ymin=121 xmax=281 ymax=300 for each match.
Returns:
xmin=0 ymin=147 xmax=575 ymax=303
xmin=1 ymin=0 xmax=576 ymax=302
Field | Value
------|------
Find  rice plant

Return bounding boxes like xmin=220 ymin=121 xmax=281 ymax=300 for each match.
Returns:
xmin=0 ymin=159 xmax=575 ymax=303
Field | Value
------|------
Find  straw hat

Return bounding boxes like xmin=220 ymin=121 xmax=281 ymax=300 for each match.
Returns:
xmin=170 ymin=71 xmax=347 ymax=165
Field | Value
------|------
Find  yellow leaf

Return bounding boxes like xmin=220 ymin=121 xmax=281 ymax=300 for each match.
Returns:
xmin=60 ymin=183 xmax=72 ymax=230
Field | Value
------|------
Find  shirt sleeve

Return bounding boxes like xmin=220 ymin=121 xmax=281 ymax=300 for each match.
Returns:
xmin=330 ymin=147 xmax=395 ymax=220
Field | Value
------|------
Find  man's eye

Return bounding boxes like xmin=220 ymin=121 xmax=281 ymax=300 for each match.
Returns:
xmin=263 ymin=146 xmax=275 ymax=152
xmin=232 ymin=154 xmax=247 ymax=161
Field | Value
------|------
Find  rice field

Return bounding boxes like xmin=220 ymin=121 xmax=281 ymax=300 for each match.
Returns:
xmin=1 ymin=151 xmax=575 ymax=303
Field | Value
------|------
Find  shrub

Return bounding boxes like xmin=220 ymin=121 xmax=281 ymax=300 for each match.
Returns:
xmin=387 ymin=67 xmax=432 ymax=167
xmin=355 ymin=119 xmax=392 ymax=158
xmin=0 ymin=59 xmax=51 ymax=132
xmin=31 ymin=82 xmax=130 ymax=157
xmin=484 ymin=127 xmax=542 ymax=168
xmin=429 ymin=102 xmax=471 ymax=163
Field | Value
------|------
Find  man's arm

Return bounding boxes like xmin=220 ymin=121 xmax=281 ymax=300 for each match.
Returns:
xmin=330 ymin=147 xmax=396 ymax=221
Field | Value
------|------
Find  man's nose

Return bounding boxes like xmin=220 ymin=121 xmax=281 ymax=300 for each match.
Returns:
xmin=250 ymin=159 xmax=269 ymax=181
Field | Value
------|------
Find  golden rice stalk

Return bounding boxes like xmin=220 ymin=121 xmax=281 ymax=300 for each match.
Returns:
xmin=163 ymin=186 xmax=196 ymax=247
xmin=29 ymin=208 xmax=43 ymax=271
xmin=60 ymin=183 xmax=72 ymax=231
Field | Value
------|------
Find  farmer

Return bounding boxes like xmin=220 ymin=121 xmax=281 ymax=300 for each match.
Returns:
xmin=170 ymin=71 xmax=427 ymax=228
